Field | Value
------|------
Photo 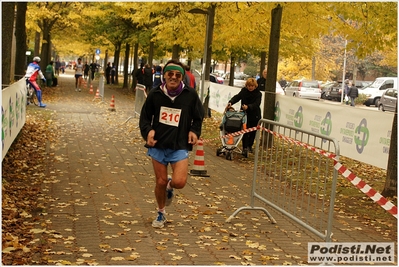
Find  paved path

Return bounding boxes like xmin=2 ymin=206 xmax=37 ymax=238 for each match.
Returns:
xmin=32 ymin=70 xmax=396 ymax=265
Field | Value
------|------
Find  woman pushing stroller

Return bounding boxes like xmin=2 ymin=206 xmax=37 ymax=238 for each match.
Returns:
xmin=226 ymin=78 xmax=261 ymax=158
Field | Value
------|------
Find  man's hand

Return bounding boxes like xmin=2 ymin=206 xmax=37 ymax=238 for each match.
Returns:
xmin=188 ymin=131 xmax=198 ymax=145
xmin=146 ymin=130 xmax=157 ymax=147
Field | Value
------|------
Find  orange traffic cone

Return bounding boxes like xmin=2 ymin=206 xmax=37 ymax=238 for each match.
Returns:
xmin=83 ymin=80 xmax=87 ymax=88
xmin=108 ymin=95 xmax=116 ymax=111
xmin=94 ymin=88 xmax=100 ymax=99
xmin=89 ymin=85 xmax=93 ymax=94
xmin=189 ymin=140 xmax=210 ymax=177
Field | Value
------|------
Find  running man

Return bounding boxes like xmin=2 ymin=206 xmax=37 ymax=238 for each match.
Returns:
xmin=74 ymin=58 xmax=84 ymax=91
xmin=139 ymin=59 xmax=204 ymax=228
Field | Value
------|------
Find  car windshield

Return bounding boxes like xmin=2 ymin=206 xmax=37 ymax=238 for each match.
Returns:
xmin=368 ymin=79 xmax=385 ymax=88
xmin=302 ymin=81 xmax=319 ymax=88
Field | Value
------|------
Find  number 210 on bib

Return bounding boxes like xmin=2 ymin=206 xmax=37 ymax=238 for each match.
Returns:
xmin=159 ymin=106 xmax=181 ymax=127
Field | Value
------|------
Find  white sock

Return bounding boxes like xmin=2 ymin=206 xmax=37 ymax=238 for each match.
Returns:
xmin=166 ymin=180 xmax=172 ymax=190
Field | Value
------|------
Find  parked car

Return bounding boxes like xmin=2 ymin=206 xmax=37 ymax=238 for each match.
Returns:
xmin=210 ymin=73 xmax=224 ymax=84
xmin=378 ymin=88 xmax=397 ymax=112
xmin=275 ymin=82 xmax=285 ymax=95
xmin=326 ymin=81 xmax=345 ymax=101
xmin=355 ymin=81 xmax=373 ymax=89
xmin=321 ymin=82 xmax=336 ymax=99
xmin=284 ymin=80 xmax=321 ymax=100
xmin=360 ymin=77 xmax=398 ymax=107
xmin=223 ymin=72 xmax=249 ymax=80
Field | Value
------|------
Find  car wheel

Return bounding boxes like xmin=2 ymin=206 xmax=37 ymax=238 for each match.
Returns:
xmin=378 ymin=104 xmax=384 ymax=111
xmin=374 ymin=98 xmax=380 ymax=107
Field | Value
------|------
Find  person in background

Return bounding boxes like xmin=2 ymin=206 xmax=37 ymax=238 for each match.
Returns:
xmin=226 ymin=78 xmax=261 ymax=158
xmin=105 ymin=62 xmax=111 ymax=84
xmin=61 ymin=60 xmax=66 ymax=74
xmin=90 ymin=62 xmax=97 ymax=80
xmin=347 ymin=81 xmax=359 ymax=107
xmin=135 ymin=63 xmax=144 ymax=86
xmin=152 ymin=65 xmax=163 ymax=89
xmin=45 ymin=61 xmax=54 ymax=87
xmin=110 ymin=63 xmax=116 ymax=84
xmin=54 ymin=59 xmax=61 ymax=76
xmin=279 ymin=76 xmax=287 ymax=88
xmin=143 ymin=63 xmax=154 ymax=93
xmin=25 ymin=56 xmax=47 ymax=107
xmin=183 ymin=65 xmax=196 ymax=89
xmin=344 ymin=79 xmax=350 ymax=104
xmin=83 ymin=61 xmax=89 ymax=80
xmin=139 ymin=59 xmax=204 ymax=228
xmin=256 ymin=68 xmax=267 ymax=91
xmin=74 ymin=58 xmax=84 ymax=92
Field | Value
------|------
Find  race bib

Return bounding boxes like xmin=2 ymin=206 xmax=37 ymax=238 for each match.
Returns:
xmin=159 ymin=106 xmax=181 ymax=127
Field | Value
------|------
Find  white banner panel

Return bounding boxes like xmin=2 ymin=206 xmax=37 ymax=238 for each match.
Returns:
xmin=2 ymin=79 xmax=27 ymax=160
xmin=209 ymin=83 xmax=393 ymax=169
xmin=275 ymin=95 xmax=392 ymax=169
xmin=209 ymin=83 xmax=266 ymax=115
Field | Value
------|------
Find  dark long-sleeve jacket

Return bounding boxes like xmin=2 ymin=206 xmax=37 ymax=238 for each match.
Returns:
xmin=139 ymin=84 xmax=204 ymax=151
xmin=348 ymin=86 xmax=359 ymax=98
xmin=143 ymin=67 xmax=153 ymax=87
xmin=229 ymin=87 xmax=262 ymax=123
xmin=256 ymin=77 xmax=267 ymax=91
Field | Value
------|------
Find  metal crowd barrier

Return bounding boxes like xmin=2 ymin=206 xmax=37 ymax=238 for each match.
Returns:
xmin=123 ymin=84 xmax=147 ymax=124
xmin=98 ymin=75 xmax=105 ymax=102
xmin=226 ymin=118 xmax=340 ymax=242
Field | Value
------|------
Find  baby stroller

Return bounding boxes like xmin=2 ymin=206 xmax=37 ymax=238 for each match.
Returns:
xmin=216 ymin=108 xmax=247 ymax=160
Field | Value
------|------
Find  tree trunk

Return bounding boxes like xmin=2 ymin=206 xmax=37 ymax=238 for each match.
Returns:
xmin=172 ymin=44 xmax=180 ymax=60
xmin=263 ymin=4 xmax=282 ymax=121
xmin=149 ymin=41 xmax=154 ymax=67
xmin=34 ymin=31 xmax=40 ymax=56
xmin=263 ymin=4 xmax=282 ymax=148
xmin=204 ymin=4 xmax=216 ymax=80
xmin=131 ymin=42 xmax=139 ymax=90
xmin=123 ymin=43 xmax=130 ymax=89
xmin=229 ymin=55 xmax=235 ymax=86
xmin=2 ymin=2 xmax=14 ymax=85
xmin=40 ymin=23 xmax=51 ymax=70
xmin=113 ymin=42 xmax=121 ymax=85
xmin=382 ymin=104 xmax=397 ymax=197
xmin=104 ymin=50 xmax=108 ymax=70
xmin=14 ymin=2 xmax=27 ymax=77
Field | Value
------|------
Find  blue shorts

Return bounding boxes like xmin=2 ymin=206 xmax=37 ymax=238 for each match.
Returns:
xmin=75 ymin=74 xmax=82 ymax=79
xmin=147 ymin=148 xmax=188 ymax=165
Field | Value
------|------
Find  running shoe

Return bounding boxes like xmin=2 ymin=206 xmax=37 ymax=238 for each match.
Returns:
xmin=165 ymin=176 xmax=174 ymax=206
xmin=152 ymin=211 xmax=166 ymax=228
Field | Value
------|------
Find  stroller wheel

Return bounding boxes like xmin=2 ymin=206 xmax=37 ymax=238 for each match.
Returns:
xmin=216 ymin=148 xmax=222 ymax=156
xmin=226 ymin=151 xmax=232 ymax=160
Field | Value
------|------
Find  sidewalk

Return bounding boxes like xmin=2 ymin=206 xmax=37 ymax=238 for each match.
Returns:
xmin=34 ymin=70 xmax=396 ymax=265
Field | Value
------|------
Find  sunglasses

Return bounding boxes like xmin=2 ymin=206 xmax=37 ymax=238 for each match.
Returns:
xmin=166 ymin=71 xmax=182 ymax=79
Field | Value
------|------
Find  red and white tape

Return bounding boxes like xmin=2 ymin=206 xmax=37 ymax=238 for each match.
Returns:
xmin=201 ymin=126 xmax=398 ymax=219
xmin=334 ymin=161 xmax=397 ymax=218
xmin=201 ymin=126 xmax=259 ymax=143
